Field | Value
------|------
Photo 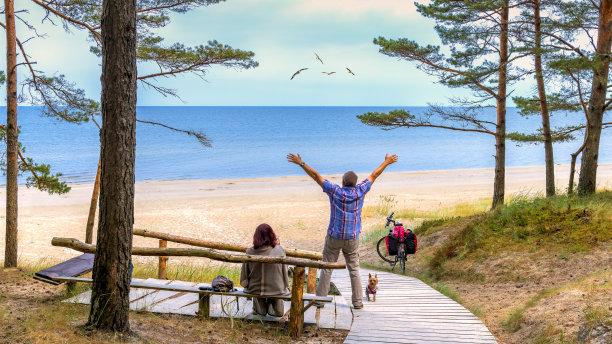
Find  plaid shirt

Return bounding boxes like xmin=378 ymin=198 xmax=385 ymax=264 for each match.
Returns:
xmin=322 ymin=179 xmax=372 ymax=240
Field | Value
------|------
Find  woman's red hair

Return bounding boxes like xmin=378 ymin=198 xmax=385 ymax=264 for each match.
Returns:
xmin=253 ymin=223 xmax=279 ymax=249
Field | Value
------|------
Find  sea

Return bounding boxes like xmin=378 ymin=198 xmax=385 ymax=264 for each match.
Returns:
xmin=5 ymin=106 xmax=611 ymax=184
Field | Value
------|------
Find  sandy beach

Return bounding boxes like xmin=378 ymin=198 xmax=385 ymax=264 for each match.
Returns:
xmin=1 ymin=163 xmax=611 ymax=262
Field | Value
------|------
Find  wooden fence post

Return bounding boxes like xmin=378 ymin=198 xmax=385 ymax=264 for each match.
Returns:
xmin=289 ymin=266 xmax=305 ymax=338
xmin=158 ymin=239 xmax=168 ymax=279
xmin=198 ymin=294 xmax=210 ymax=319
xmin=307 ymin=267 xmax=317 ymax=293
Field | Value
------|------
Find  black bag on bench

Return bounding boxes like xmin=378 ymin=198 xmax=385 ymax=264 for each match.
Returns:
xmin=199 ymin=275 xmax=236 ymax=292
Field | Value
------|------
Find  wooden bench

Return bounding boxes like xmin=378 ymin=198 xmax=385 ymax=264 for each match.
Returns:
xmin=52 ymin=276 xmax=332 ymax=321
xmin=50 ymin=236 xmax=345 ymax=337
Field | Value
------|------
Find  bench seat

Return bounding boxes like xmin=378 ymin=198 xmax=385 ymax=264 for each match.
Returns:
xmin=52 ymin=276 xmax=332 ymax=303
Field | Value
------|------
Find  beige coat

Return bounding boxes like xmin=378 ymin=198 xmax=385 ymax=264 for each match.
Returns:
xmin=240 ymin=245 xmax=290 ymax=296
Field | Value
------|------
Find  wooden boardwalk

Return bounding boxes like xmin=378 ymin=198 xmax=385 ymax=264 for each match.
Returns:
xmin=330 ymin=267 xmax=497 ymax=344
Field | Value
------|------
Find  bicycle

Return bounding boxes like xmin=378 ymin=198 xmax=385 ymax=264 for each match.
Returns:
xmin=376 ymin=212 xmax=412 ymax=274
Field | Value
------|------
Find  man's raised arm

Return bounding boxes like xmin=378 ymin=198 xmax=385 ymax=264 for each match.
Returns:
xmin=368 ymin=154 xmax=398 ymax=183
xmin=287 ymin=153 xmax=325 ymax=187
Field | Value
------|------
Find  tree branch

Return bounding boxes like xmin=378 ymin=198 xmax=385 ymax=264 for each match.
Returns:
xmin=30 ymin=0 xmax=101 ymax=43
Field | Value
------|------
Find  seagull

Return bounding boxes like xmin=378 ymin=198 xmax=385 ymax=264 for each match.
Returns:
xmin=346 ymin=67 xmax=355 ymax=76
xmin=315 ymin=52 xmax=324 ymax=65
xmin=290 ymin=68 xmax=308 ymax=80
xmin=322 ymin=71 xmax=336 ymax=76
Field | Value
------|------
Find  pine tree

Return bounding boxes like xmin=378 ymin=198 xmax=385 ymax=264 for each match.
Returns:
xmin=4 ymin=0 xmax=18 ymax=268
xmin=509 ymin=0 xmax=611 ymax=194
xmin=2 ymin=0 xmax=258 ymax=260
xmin=512 ymin=0 xmax=556 ymax=197
xmin=577 ymin=0 xmax=611 ymax=194
xmin=359 ymin=0 xmax=519 ymax=209
xmin=85 ymin=0 xmax=137 ymax=332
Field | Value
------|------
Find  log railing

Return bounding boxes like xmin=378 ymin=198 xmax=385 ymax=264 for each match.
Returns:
xmin=133 ymin=229 xmax=321 ymax=297
xmin=52 ymin=237 xmax=342 ymax=270
xmin=133 ymin=228 xmax=323 ymax=260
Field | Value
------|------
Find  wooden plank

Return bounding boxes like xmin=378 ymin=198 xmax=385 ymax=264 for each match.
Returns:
xmin=131 ymin=280 xmax=196 ymax=311
xmin=346 ymin=334 xmax=496 ymax=343
xmin=345 ymin=337 xmax=496 ymax=344
xmin=53 ymin=276 xmax=332 ymax=303
xmin=289 ymin=266 xmax=305 ymax=338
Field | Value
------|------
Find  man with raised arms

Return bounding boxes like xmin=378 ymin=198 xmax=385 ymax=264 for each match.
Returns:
xmin=287 ymin=153 xmax=398 ymax=309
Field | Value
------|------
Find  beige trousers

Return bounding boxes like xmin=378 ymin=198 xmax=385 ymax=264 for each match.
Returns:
xmin=252 ymin=298 xmax=284 ymax=317
xmin=316 ymin=235 xmax=363 ymax=306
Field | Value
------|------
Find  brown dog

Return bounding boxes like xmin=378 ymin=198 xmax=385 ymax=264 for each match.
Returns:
xmin=365 ymin=273 xmax=378 ymax=302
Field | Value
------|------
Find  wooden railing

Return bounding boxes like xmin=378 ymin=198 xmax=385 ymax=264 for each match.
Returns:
xmin=51 ymin=236 xmax=343 ymax=338
xmin=133 ymin=229 xmax=323 ymax=260
xmin=133 ymin=228 xmax=323 ymax=293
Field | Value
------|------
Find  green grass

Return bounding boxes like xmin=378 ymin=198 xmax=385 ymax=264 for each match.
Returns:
xmin=363 ymin=195 xmax=490 ymax=223
xmin=132 ymin=261 xmax=240 ymax=283
xmin=425 ymin=192 xmax=611 ymax=280
xmin=583 ymin=304 xmax=611 ymax=330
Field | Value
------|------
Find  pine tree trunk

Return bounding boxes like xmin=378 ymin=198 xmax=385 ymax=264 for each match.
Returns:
xmin=4 ymin=0 xmax=18 ymax=268
xmin=568 ymin=141 xmax=586 ymax=194
xmin=492 ymin=1 xmax=509 ymax=209
xmin=85 ymin=159 xmax=101 ymax=244
xmin=533 ymin=0 xmax=555 ymax=197
xmin=577 ymin=0 xmax=611 ymax=195
xmin=86 ymin=0 xmax=137 ymax=332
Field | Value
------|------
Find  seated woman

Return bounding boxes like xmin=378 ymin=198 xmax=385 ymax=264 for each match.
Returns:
xmin=240 ymin=223 xmax=290 ymax=317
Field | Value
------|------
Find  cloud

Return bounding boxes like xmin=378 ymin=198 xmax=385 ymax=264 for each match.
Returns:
xmin=286 ymin=0 xmax=417 ymax=19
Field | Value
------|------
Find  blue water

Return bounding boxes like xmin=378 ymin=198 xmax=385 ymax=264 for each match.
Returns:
xmin=7 ymin=106 xmax=611 ymax=184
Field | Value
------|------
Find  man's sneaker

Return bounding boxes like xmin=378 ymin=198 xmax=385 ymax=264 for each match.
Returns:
xmin=352 ymin=303 xmax=363 ymax=309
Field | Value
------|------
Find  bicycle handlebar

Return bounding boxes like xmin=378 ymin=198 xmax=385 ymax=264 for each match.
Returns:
xmin=386 ymin=212 xmax=396 ymax=227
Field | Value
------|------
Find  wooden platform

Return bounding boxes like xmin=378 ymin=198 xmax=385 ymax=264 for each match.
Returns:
xmin=330 ymin=268 xmax=497 ymax=344
xmin=64 ymin=268 xmax=497 ymax=342
xmin=64 ymin=278 xmax=352 ymax=330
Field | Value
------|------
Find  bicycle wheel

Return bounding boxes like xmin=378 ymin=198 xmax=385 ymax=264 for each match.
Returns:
xmin=376 ymin=237 xmax=395 ymax=263
xmin=398 ymin=244 xmax=406 ymax=274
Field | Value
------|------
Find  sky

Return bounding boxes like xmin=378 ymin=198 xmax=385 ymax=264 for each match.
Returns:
xmin=3 ymin=0 xmax=526 ymax=106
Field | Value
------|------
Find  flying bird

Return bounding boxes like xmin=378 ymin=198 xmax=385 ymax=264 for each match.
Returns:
xmin=346 ymin=67 xmax=355 ymax=76
xmin=290 ymin=68 xmax=308 ymax=80
xmin=322 ymin=71 xmax=336 ymax=76
xmin=314 ymin=52 xmax=324 ymax=65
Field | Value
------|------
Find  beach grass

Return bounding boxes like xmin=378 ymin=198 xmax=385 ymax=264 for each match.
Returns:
xmin=424 ymin=191 xmax=611 ymax=280
xmin=18 ymin=258 xmax=240 ymax=288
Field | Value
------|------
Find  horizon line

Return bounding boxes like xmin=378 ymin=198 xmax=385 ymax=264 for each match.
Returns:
xmin=4 ymin=104 xmax=516 ymax=108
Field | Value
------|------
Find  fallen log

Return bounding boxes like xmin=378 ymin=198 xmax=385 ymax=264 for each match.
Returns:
xmin=133 ymin=228 xmax=323 ymax=261
xmin=52 ymin=237 xmax=344 ymax=270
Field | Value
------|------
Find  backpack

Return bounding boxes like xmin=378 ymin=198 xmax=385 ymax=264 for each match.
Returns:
xmin=385 ymin=224 xmax=418 ymax=255
xmin=211 ymin=275 xmax=235 ymax=292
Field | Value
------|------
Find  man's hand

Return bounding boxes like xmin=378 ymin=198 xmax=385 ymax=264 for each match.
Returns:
xmin=287 ymin=153 xmax=304 ymax=165
xmin=369 ymin=154 xmax=398 ymax=183
xmin=384 ymin=154 xmax=399 ymax=165
xmin=287 ymin=153 xmax=324 ymax=186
